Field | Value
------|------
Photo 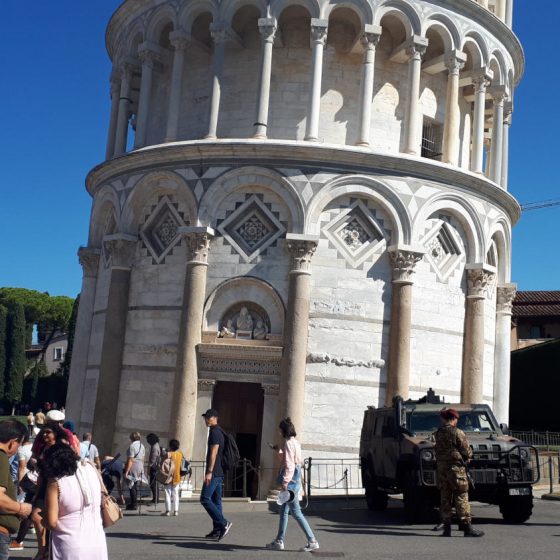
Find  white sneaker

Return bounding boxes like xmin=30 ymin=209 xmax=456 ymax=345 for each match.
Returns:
xmin=161 ymin=511 xmax=170 ymax=517
xmin=266 ymin=540 xmax=285 ymax=550
xmin=300 ymin=540 xmax=319 ymax=552
xmin=173 ymin=511 xmax=178 ymax=516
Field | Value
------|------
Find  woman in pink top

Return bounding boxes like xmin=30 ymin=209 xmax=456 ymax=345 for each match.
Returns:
xmin=44 ymin=443 xmax=108 ymax=560
xmin=266 ymin=418 xmax=319 ymax=552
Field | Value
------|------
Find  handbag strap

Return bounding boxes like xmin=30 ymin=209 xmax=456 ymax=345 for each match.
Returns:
xmin=93 ymin=462 xmax=110 ymax=496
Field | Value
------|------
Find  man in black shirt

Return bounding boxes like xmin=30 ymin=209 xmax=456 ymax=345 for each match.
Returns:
xmin=200 ymin=409 xmax=232 ymax=541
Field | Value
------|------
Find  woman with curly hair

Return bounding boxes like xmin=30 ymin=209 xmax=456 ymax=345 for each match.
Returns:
xmin=43 ymin=443 xmax=107 ymax=560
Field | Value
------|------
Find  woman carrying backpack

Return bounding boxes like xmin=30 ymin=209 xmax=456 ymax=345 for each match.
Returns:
xmin=162 ymin=439 xmax=184 ymax=517
xmin=266 ymin=418 xmax=319 ymax=552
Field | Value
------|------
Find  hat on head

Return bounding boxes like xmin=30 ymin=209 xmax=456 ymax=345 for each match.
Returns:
xmin=201 ymin=408 xmax=219 ymax=419
xmin=441 ymin=408 xmax=460 ymax=421
xmin=276 ymin=490 xmax=296 ymax=506
xmin=46 ymin=410 xmax=65 ymax=422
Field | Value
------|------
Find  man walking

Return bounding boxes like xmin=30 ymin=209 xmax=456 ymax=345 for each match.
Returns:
xmin=79 ymin=433 xmax=101 ymax=469
xmin=200 ymin=409 xmax=232 ymax=541
xmin=434 ymin=408 xmax=484 ymax=537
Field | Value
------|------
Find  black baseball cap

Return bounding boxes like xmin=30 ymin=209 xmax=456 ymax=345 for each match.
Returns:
xmin=202 ymin=408 xmax=219 ymax=419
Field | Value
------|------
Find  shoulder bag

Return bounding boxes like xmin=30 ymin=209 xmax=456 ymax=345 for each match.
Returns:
xmin=94 ymin=465 xmax=123 ymax=528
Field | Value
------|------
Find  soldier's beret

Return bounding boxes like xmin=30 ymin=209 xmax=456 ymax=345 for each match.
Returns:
xmin=440 ymin=408 xmax=460 ymax=420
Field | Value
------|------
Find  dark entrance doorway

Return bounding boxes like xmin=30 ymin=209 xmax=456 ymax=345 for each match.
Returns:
xmin=212 ymin=381 xmax=264 ymax=498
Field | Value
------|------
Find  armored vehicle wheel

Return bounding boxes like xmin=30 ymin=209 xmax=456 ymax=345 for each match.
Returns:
xmin=499 ymin=495 xmax=533 ymax=523
xmin=403 ymin=475 xmax=436 ymax=522
xmin=365 ymin=482 xmax=389 ymax=511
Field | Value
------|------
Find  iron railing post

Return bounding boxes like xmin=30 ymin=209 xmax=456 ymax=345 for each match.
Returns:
xmin=549 ymin=456 xmax=554 ymax=494
xmin=307 ymin=457 xmax=312 ymax=499
xmin=243 ymin=459 xmax=247 ymax=498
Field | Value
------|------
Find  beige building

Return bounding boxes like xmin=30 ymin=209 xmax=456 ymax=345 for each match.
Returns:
xmin=67 ymin=0 xmax=522 ymax=494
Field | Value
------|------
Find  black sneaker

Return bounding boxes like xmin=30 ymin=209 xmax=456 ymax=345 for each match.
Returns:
xmin=218 ymin=521 xmax=232 ymax=541
xmin=205 ymin=530 xmax=220 ymax=539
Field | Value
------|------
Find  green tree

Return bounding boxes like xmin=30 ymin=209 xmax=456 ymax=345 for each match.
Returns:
xmin=4 ymin=301 xmax=26 ymax=412
xmin=59 ymin=294 xmax=79 ymax=378
xmin=23 ymin=359 xmax=47 ymax=404
xmin=0 ymin=305 xmax=7 ymax=399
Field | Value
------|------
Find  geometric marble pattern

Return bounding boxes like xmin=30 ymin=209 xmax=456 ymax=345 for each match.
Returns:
xmin=218 ymin=194 xmax=286 ymax=263
xmin=421 ymin=219 xmax=465 ymax=283
xmin=322 ymin=199 xmax=388 ymax=269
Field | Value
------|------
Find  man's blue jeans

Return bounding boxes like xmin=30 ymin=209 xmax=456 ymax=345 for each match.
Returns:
xmin=0 ymin=533 xmax=10 ymax=560
xmin=200 ymin=475 xmax=227 ymax=531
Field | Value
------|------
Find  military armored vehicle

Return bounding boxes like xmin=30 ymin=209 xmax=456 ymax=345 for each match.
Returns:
xmin=359 ymin=391 xmax=540 ymax=522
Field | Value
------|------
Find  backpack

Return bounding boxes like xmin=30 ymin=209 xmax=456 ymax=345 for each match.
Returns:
xmin=156 ymin=453 xmax=175 ymax=484
xmin=220 ymin=429 xmax=241 ymax=473
xmin=179 ymin=455 xmax=191 ymax=477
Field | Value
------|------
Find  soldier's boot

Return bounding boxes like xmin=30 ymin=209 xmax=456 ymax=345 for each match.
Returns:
xmin=441 ymin=523 xmax=452 ymax=537
xmin=462 ymin=523 xmax=484 ymax=537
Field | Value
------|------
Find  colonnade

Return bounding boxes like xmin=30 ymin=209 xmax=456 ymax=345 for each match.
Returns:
xmin=105 ymin=16 xmax=512 ymax=188
xmin=474 ymin=0 xmax=514 ymax=27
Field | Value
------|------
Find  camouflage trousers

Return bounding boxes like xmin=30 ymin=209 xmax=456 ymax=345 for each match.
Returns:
xmin=437 ymin=464 xmax=471 ymax=524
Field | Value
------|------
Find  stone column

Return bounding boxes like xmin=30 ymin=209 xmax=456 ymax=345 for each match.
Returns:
xmin=134 ymin=44 xmax=161 ymax=149
xmin=279 ymin=234 xmax=319 ymax=436
xmin=191 ymin=379 xmax=216 ymax=462
xmin=205 ymin=27 xmax=228 ymax=140
xmin=259 ymin=384 xmax=280 ymax=497
xmin=114 ymin=63 xmax=134 ymax=157
xmin=404 ymin=39 xmax=428 ymax=155
xmin=171 ymin=227 xmax=214 ymax=459
xmin=165 ymin=31 xmax=191 ymax=143
xmin=484 ymin=137 xmax=492 ymax=177
xmin=489 ymin=87 xmax=506 ymax=183
xmin=356 ymin=25 xmax=382 ymax=147
xmin=461 ymin=265 xmax=495 ymax=404
xmin=442 ymin=52 xmax=466 ymax=165
xmin=501 ymin=104 xmax=512 ymax=189
xmin=506 ymin=0 xmax=514 ymax=27
xmin=496 ymin=0 xmax=507 ymax=21
xmin=253 ymin=18 xmax=277 ymax=139
xmin=65 ymin=247 xmax=101 ymax=431
xmin=385 ymin=247 xmax=424 ymax=404
xmin=493 ymin=284 xmax=516 ymax=425
xmin=305 ymin=19 xmax=328 ymax=142
xmin=479 ymin=0 xmax=489 ymax=8
xmin=92 ymin=234 xmax=137 ymax=455
xmin=470 ymin=74 xmax=490 ymax=173
xmin=105 ymin=73 xmax=121 ymax=160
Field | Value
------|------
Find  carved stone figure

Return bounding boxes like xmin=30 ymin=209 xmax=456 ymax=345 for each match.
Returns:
xmin=253 ymin=319 xmax=268 ymax=340
xmin=237 ymin=306 xmax=254 ymax=331
xmin=219 ymin=319 xmax=236 ymax=338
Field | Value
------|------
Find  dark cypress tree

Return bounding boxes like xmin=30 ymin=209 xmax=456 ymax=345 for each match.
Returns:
xmin=0 ymin=305 xmax=6 ymax=399
xmin=5 ymin=301 xmax=26 ymax=412
xmin=60 ymin=294 xmax=79 ymax=378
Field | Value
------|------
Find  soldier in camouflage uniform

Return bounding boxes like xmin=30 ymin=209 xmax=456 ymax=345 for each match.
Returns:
xmin=434 ymin=408 xmax=484 ymax=537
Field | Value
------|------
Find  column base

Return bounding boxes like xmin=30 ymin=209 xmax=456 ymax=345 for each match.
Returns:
xmin=404 ymin=148 xmax=419 ymax=156
xmin=252 ymin=133 xmax=268 ymax=140
xmin=304 ymin=136 xmax=319 ymax=142
xmin=355 ymin=141 xmax=370 ymax=148
xmin=164 ymin=136 xmax=177 ymax=144
xmin=204 ymin=134 xmax=217 ymax=140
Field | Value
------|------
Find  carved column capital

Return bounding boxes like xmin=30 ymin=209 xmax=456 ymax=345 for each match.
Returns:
xmin=388 ymin=246 xmax=424 ymax=283
xmin=466 ymin=265 xmax=496 ymax=298
xmin=496 ymin=283 xmax=517 ymax=314
xmin=310 ymin=18 xmax=328 ymax=46
xmin=78 ymin=247 xmax=101 ymax=278
xmin=209 ymin=25 xmax=240 ymax=46
xmin=197 ymin=379 xmax=216 ymax=393
xmin=262 ymin=384 xmax=280 ymax=396
xmin=179 ymin=226 xmax=214 ymax=264
xmin=258 ymin=18 xmax=277 ymax=43
xmin=286 ymin=234 xmax=319 ymax=273
xmin=406 ymin=36 xmax=428 ymax=60
xmin=103 ymin=234 xmax=137 ymax=269
xmin=169 ymin=30 xmax=191 ymax=51
xmin=445 ymin=52 xmax=466 ymax=76
xmin=138 ymin=42 xmax=163 ymax=68
xmin=361 ymin=24 xmax=382 ymax=50
xmin=489 ymin=86 xmax=507 ymax=105
xmin=472 ymin=73 xmax=491 ymax=93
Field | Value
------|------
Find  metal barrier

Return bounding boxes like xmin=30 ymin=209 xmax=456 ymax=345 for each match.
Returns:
xmin=510 ymin=431 xmax=560 ymax=450
xmin=303 ymin=457 xmax=363 ymax=497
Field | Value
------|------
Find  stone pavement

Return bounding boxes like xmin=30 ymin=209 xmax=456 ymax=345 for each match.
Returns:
xmin=10 ymin=497 xmax=560 ymax=559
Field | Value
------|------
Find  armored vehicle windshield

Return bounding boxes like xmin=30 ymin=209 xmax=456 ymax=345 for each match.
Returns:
xmin=407 ymin=410 xmax=498 ymax=435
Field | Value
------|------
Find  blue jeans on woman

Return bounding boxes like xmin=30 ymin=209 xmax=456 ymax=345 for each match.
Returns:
xmin=0 ymin=533 xmax=9 ymax=560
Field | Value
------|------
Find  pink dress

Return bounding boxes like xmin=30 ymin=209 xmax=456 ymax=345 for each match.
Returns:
xmin=51 ymin=462 xmax=108 ymax=560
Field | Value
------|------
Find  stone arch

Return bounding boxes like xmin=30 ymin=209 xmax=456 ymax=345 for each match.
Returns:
xmin=422 ymin=14 xmax=460 ymax=51
xmin=487 ymin=219 xmax=511 ymax=283
xmin=198 ymin=167 xmax=305 ymax=232
xmin=120 ymin=170 xmax=197 ymax=235
xmin=323 ymin=1 xmax=372 ymax=26
xmin=125 ymin=24 xmax=145 ymax=58
xmin=306 ymin=175 xmax=412 ymax=245
xmin=462 ymin=37 xmax=485 ymax=72
xmin=270 ymin=0 xmax=321 ymax=20
xmin=145 ymin=5 xmax=177 ymax=43
xmin=203 ymin=276 xmax=286 ymax=335
xmin=89 ymin=185 xmax=121 ymax=246
xmin=374 ymin=0 xmax=421 ymax=36
xmin=413 ymin=194 xmax=484 ymax=263
xmin=489 ymin=50 xmax=507 ymax=86
xmin=507 ymin=68 xmax=515 ymax=98
xmin=326 ymin=6 xmax=362 ymax=53
xmin=179 ymin=0 xmax=218 ymax=32
xmin=461 ymin=31 xmax=489 ymax=67
xmin=220 ymin=0 xmax=268 ymax=26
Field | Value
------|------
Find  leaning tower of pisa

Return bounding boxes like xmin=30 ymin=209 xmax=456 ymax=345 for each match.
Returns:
xmin=67 ymin=0 xmax=522 ymax=492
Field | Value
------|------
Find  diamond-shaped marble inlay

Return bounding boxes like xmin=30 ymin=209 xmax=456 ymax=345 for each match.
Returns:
xmin=422 ymin=221 xmax=464 ymax=282
xmin=140 ymin=196 xmax=185 ymax=263
xmin=324 ymin=200 xmax=386 ymax=268
xmin=218 ymin=195 xmax=286 ymax=262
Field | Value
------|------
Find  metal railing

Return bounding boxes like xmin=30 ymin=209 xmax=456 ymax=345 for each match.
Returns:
xmin=303 ymin=457 xmax=363 ymax=498
xmin=510 ymin=431 xmax=560 ymax=450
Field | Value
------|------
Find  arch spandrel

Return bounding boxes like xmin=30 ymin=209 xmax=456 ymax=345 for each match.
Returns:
xmin=374 ymin=0 xmax=421 ymax=36
xmin=89 ymin=185 xmax=121 ymax=247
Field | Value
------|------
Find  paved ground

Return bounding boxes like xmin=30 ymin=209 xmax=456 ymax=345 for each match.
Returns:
xmin=11 ymin=496 xmax=560 ymax=559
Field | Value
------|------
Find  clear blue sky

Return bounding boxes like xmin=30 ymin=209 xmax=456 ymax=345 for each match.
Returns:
xmin=0 ymin=1 xmax=557 ymax=297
